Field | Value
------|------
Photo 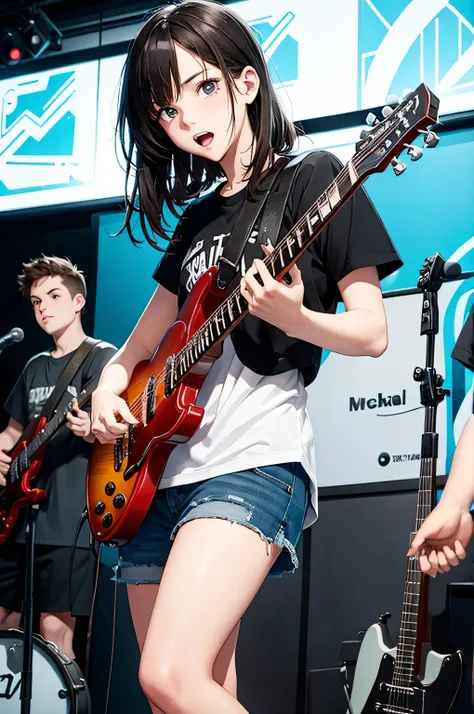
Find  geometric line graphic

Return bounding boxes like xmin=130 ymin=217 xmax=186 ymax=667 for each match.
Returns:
xmin=0 ymin=63 xmax=98 ymax=196
xmin=360 ymin=0 xmax=474 ymax=110
xmin=249 ymin=11 xmax=298 ymax=86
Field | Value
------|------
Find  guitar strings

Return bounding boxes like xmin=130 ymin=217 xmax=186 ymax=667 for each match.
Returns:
xmin=389 ymin=457 xmax=431 ymax=711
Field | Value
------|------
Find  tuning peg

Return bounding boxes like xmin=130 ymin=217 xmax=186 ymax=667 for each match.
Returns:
xmin=404 ymin=144 xmax=423 ymax=161
xmin=391 ymin=158 xmax=407 ymax=176
xmin=382 ymin=105 xmax=394 ymax=117
xmin=418 ymin=129 xmax=440 ymax=148
xmin=359 ymin=129 xmax=370 ymax=140
xmin=402 ymin=87 xmax=414 ymax=98
xmin=386 ymin=94 xmax=400 ymax=106
xmin=365 ymin=112 xmax=379 ymax=126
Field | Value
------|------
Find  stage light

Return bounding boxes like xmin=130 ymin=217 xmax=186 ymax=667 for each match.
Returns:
xmin=0 ymin=7 xmax=62 ymax=66
xmin=19 ymin=7 xmax=62 ymax=59
xmin=0 ymin=30 xmax=24 ymax=66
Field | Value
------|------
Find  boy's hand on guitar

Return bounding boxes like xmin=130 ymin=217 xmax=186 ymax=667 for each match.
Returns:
xmin=0 ymin=450 xmax=11 ymax=485
xmin=240 ymin=242 xmax=305 ymax=335
xmin=407 ymin=502 xmax=474 ymax=577
xmin=66 ymin=398 xmax=92 ymax=438
xmin=91 ymin=388 xmax=138 ymax=444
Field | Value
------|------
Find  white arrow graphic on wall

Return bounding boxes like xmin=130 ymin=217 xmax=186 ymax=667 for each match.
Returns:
xmin=363 ymin=0 xmax=450 ymax=105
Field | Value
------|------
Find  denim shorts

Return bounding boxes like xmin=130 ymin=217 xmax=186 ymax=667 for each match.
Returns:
xmin=115 ymin=462 xmax=309 ymax=583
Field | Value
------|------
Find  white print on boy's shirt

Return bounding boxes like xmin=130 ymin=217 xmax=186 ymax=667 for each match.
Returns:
xmin=183 ymin=230 xmax=259 ymax=292
xmin=28 ymin=384 xmax=78 ymax=418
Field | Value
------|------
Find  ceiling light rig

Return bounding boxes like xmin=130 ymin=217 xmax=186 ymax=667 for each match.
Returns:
xmin=0 ymin=6 xmax=62 ymax=67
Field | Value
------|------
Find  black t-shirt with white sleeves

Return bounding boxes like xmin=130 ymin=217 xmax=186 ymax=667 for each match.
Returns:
xmin=4 ymin=341 xmax=116 ymax=548
xmin=153 ymin=150 xmax=403 ymax=385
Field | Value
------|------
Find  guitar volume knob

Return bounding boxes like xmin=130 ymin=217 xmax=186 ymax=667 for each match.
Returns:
xmin=105 ymin=482 xmax=116 ymax=496
xmin=102 ymin=513 xmax=113 ymax=528
xmin=94 ymin=502 xmax=106 ymax=515
xmin=113 ymin=494 xmax=126 ymax=509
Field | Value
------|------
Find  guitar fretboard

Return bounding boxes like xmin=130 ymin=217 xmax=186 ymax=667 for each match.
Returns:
xmin=8 ymin=390 xmax=88 ymax=485
xmin=393 ymin=457 xmax=434 ymax=687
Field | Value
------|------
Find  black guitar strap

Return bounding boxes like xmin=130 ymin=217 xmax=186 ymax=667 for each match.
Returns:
xmin=216 ymin=156 xmax=289 ymax=289
xmin=217 ymin=152 xmax=313 ymax=289
xmin=256 ymin=151 xmax=312 ymax=257
xmin=40 ymin=337 xmax=101 ymax=419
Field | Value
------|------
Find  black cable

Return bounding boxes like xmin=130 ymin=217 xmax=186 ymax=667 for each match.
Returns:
xmin=68 ymin=507 xmax=90 ymax=612
xmin=85 ymin=541 xmax=103 ymax=680
xmin=104 ymin=573 xmax=118 ymax=714
xmin=295 ymin=526 xmax=312 ymax=713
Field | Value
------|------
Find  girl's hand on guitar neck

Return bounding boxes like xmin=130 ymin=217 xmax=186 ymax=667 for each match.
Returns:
xmin=240 ymin=243 xmax=305 ymax=336
xmin=91 ymin=388 xmax=138 ymax=444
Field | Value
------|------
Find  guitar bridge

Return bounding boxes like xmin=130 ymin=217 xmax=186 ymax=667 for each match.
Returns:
xmin=114 ymin=438 xmax=124 ymax=472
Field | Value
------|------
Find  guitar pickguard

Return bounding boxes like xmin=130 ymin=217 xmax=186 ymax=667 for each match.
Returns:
xmin=354 ymin=636 xmax=463 ymax=714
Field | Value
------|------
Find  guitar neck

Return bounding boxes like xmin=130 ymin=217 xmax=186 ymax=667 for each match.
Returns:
xmin=395 ymin=455 xmax=436 ymax=685
xmin=18 ymin=390 xmax=90 ymax=465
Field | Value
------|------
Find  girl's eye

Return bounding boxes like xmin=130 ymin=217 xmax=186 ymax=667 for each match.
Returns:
xmin=200 ymin=80 xmax=218 ymax=96
xmin=159 ymin=107 xmax=178 ymax=124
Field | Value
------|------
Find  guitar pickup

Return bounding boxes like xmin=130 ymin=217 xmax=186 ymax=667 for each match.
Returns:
xmin=146 ymin=377 xmax=156 ymax=423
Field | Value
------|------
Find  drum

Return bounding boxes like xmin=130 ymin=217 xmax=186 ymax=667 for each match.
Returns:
xmin=0 ymin=629 xmax=91 ymax=713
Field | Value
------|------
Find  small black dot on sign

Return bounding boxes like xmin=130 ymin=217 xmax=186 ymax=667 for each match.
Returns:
xmin=378 ymin=452 xmax=391 ymax=467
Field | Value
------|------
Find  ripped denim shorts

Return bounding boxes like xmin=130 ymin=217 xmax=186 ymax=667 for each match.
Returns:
xmin=115 ymin=462 xmax=309 ymax=584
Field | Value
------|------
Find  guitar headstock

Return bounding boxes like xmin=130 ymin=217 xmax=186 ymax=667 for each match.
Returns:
xmin=354 ymin=84 xmax=440 ymax=179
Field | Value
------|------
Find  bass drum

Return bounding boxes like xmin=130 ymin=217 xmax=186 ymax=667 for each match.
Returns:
xmin=0 ymin=629 xmax=91 ymax=713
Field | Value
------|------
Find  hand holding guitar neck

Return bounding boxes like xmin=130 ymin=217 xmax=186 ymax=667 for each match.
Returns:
xmin=66 ymin=397 xmax=93 ymax=438
xmin=407 ymin=504 xmax=473 ymax=576
xmin=0 ymin=450 xmax=12 ymax=485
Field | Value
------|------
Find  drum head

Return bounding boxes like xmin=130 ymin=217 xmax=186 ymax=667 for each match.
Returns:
xmin=0 ymin=629 xmax=90 ymax=713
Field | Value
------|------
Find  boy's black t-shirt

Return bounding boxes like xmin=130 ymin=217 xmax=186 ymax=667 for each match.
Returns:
xmin=154 ymin=150 xmax=403 ymax=385
xmin=4 ymin=341 xmax=116 ymax=548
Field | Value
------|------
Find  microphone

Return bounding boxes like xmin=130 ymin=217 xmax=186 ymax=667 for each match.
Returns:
xmin=443 ymin=261 xmax=462 ymax=279
xmin=0 ymin=327 xmax=24 ymax=350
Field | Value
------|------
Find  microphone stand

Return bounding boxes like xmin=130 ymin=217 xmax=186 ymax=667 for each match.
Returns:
xmin=412 ymin=254 xmax=451 ymax=671
xmin=20 ymin=504 xmax=38 ymax=714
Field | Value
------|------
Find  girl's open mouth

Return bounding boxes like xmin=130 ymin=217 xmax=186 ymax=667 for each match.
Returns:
xmin=194 ymin=131 xmax=214 ymax=147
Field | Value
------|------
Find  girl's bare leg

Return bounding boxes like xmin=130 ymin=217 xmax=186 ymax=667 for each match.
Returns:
xmin=128 ymin=580 xmax=241 ymax=713
xmin=136 ymin=518 xmax=282 ymax=714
